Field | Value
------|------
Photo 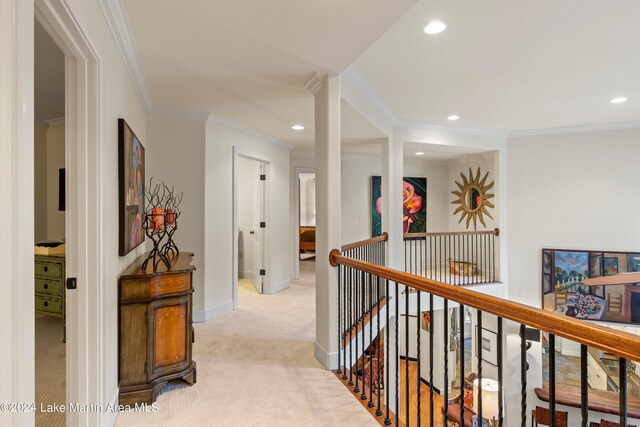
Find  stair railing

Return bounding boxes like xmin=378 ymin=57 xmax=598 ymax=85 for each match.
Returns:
xmin=331 ymin=238 xmax=640 ymax=427
xmin=404 ymin=228 xmax=500 ymax=285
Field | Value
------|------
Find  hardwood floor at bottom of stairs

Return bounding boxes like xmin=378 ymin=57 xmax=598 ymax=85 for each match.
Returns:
xmin=335 ymin=360 xmax=446 ymax=427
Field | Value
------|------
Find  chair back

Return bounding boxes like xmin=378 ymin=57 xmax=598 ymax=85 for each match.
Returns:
xmin=533 ymin=406 xmax=568 ymax=427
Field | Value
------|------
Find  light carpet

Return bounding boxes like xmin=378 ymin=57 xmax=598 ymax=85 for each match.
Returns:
xmin=116 ymin=259 xmax=377 ymax=426
xmin=35 ymin=315 xmax=65 ymax=427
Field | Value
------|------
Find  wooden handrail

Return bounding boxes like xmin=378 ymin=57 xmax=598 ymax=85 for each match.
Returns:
xmin=341 ymin=232 xmax=388 ymax=252
xmin=404 ymin=228 xmax=500 ymax=239
xmin=328 ymin=251 xmax=640 ymax=362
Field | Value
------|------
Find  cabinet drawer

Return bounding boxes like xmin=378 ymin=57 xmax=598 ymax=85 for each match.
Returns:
xmin=35 ymin=295 xmax=63 ymax=315
xmin=150 ymin=273 xmax=190 ymax=297
xmin=35 ymin=261 xmax=63 ymax=278
xmin=35 ymin=278 xmax=63 ymax=296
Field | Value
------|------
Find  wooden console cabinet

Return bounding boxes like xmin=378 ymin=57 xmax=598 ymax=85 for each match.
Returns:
xmin=118 ymin=252 xmax=197 ymax=405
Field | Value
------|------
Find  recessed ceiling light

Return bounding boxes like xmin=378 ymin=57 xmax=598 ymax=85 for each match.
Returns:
xmin=610 ymin=97 xmax=628 ymax=104
xmin=423 ymin=21 xmax=447 ymax=35
xmin=447 ymin=114 xmax=460 ymax=121
xmin=291 ymin=124 xmax=305 ymax=130
xmin=415 ymin=152 xmax=425 ymax=156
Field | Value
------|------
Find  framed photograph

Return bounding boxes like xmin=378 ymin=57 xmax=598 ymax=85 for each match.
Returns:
xmin=589 ymin=253 xmax=603 ymax=277
xmin=371 ymin=176 xmax=427 ymax=237
xmin=543 ymin=251 xmax=552 ymax=275
xmin=118 ymin=118 xmax=145 ymax=256
xmin=475 ymin=326 xmax=498 ymax=366
xmin=604 ymin=257 xmax=619 ymax=276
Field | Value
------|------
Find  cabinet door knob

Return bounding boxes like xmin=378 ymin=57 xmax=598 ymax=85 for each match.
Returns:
xmin=44 ymin=283 xmax=48 ymax=289
xmin=43 ymin=301 xmax=48 ymax=307
xmin=43 ymin=266 xmax=48 ymax=272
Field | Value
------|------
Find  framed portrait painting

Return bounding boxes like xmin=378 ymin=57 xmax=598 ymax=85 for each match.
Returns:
xmin=118 ymin=119 xmax=145 ymax=256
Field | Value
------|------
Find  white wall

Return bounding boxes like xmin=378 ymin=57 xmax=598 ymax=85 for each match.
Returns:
xmin=34 ymin=122 xmax=48 ymax=242
xmin=340 ymin=155 xmax=450 ymax=244
xmin=33 ymin=121 xmax=66 ymax=243
xmin=2 ymin=0 xmax=148 ymax=424
xmin=448 ymin=152 xmax=498 ymax=233
xmin=507 ymin=128 xmax=640 ymax=425
xmin=237 ymin=156 xmax=256 ymax=278
xmin=204 ymin=120 xmax=291 ymax=318
xmin=146 ymin=116 xmax=206 ymax=316
xmin=300 ymin=175 xmax=316 ymax=227
xmin=45 ymin=123 xmax=65 ymax=240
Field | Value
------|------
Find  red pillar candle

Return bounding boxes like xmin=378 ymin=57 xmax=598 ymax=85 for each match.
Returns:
xmin=165 ymin=208 xmax=175 ymax=225
xmin=151 ymin=207 xmax=164 ymax=229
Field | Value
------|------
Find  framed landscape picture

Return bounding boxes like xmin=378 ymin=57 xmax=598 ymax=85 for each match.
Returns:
xmin=543 ymin=248 xmax=640 ymax=326
xmin=118 ymin=119 xmax=145 ymax=256
xmin=371 ymin=176 xmax=427 ymax=236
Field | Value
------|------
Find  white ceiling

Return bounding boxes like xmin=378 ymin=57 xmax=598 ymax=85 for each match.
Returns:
xmin=354 ymin=0 xmax=640 ymax=132
xmin=118 ymin=0 xmax=640 ymax=143
xmin=122 ymin=0 xmax=418 ymax=146
xmin=35 ymin=20 xmax=65 ymax=123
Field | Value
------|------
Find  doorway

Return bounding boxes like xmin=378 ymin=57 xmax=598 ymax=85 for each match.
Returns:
xmin=232 ymin=147 xmax=270 ymax=309
xmin=236 ymin=156 xmax=267 ymax=295
xmin=33 ymin=1 xmax=103 ymax=425
xmin=33 ymin=19 xmax=66 ymax=426
xmin=293 ymin=167 xmax=316 ymax=280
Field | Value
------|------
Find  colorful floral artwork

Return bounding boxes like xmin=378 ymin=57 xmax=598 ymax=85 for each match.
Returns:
xmin=371 ymin=176 xmax=427 ymax=236
xmin=119 ymin=119 xmax=145 ymax=256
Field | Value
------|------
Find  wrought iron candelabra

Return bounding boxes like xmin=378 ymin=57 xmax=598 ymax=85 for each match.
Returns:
xmin=141 ymin=179 xmax=183 ymax=271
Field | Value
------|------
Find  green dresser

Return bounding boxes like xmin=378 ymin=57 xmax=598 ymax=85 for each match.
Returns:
xmin=35 ymin=254 xmax=65 ymax=341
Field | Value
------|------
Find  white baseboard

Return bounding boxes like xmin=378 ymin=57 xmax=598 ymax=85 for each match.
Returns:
xmin=240 ymin=270 xmax=253 ymax=279
xmin=269 ymin=280 xmax=290 ymax=294
xmin=102 ymin=387 xmax=120 ymax=427
xmin=193 ymin=300 xmax=234 ymax=323
xmin=314 ymin=341 xmax=338 ymax=370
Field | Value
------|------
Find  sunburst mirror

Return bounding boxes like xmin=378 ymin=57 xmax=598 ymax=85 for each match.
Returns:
xmin=451 ymin=167 xmax=495 ymax=230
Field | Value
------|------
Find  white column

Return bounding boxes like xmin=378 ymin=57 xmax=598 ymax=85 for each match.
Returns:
xmin=313 ymin=74 xmax=341 ymax=369
xmin=382 ymin=132 xmax=404 ymax=270
xmin=0 ymin=0 xmax=35 ymax=425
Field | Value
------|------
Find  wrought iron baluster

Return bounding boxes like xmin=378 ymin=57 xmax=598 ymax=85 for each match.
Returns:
xmin=477 ymin=311 xmax=483 ymax=424
xmin=580 ymin=344 xmax=587 ymax=427
xmin=444 ymin=299 xmax=449 ymax=425
xmin=405 ymin=285 xmax=410 ymax=427
xmin=460 ymin=304 xmax=465 ymax=424
xmin=385 ymin=278 xmax=391 ymax=425
xmin=498 ymin=317 xmax=503 ymax=427
xmin=429 ymin=293 xmax=434 ymax=427
xmin=550 ymin=334 xmax=556 ymax=427
xmin=520 ymin=324 xmax=527 ymax=427
xmin=620 ymin=357 xmax=628 ymax=426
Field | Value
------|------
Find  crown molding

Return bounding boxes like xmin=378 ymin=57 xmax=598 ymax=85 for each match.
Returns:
xmin=395 ymin=119 xmax=509 ymax=138
xmin=343 ymin=66 xmax=397 ymax=126
xmin=149 ymin=107 xmax=210 ymax=122
xmin=508 ymin=120 xmax=640 ymax=138
xmin=44 ymin=117 xmax=65 ymax=127
xmin=100 ymin=0 xmax=153 ymax=113
xmin=206 ymin=113 xmax=293 ymax=151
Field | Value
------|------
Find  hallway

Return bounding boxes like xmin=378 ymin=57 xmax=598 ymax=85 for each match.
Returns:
xmin=116 ymin=259 xmax=376 ymax=426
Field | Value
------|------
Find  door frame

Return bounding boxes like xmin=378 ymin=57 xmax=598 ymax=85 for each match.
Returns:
xmin=293 ymin=166 xmax=315 ymax=280
xmin=232 ymin=146 xmax=271 ymax=309
xmin=35 ymin=1 xmax=104 ymax=425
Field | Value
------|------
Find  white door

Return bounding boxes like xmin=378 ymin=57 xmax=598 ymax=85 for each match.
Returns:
xmin=252 ymin=162 xmax=266 ymax=293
